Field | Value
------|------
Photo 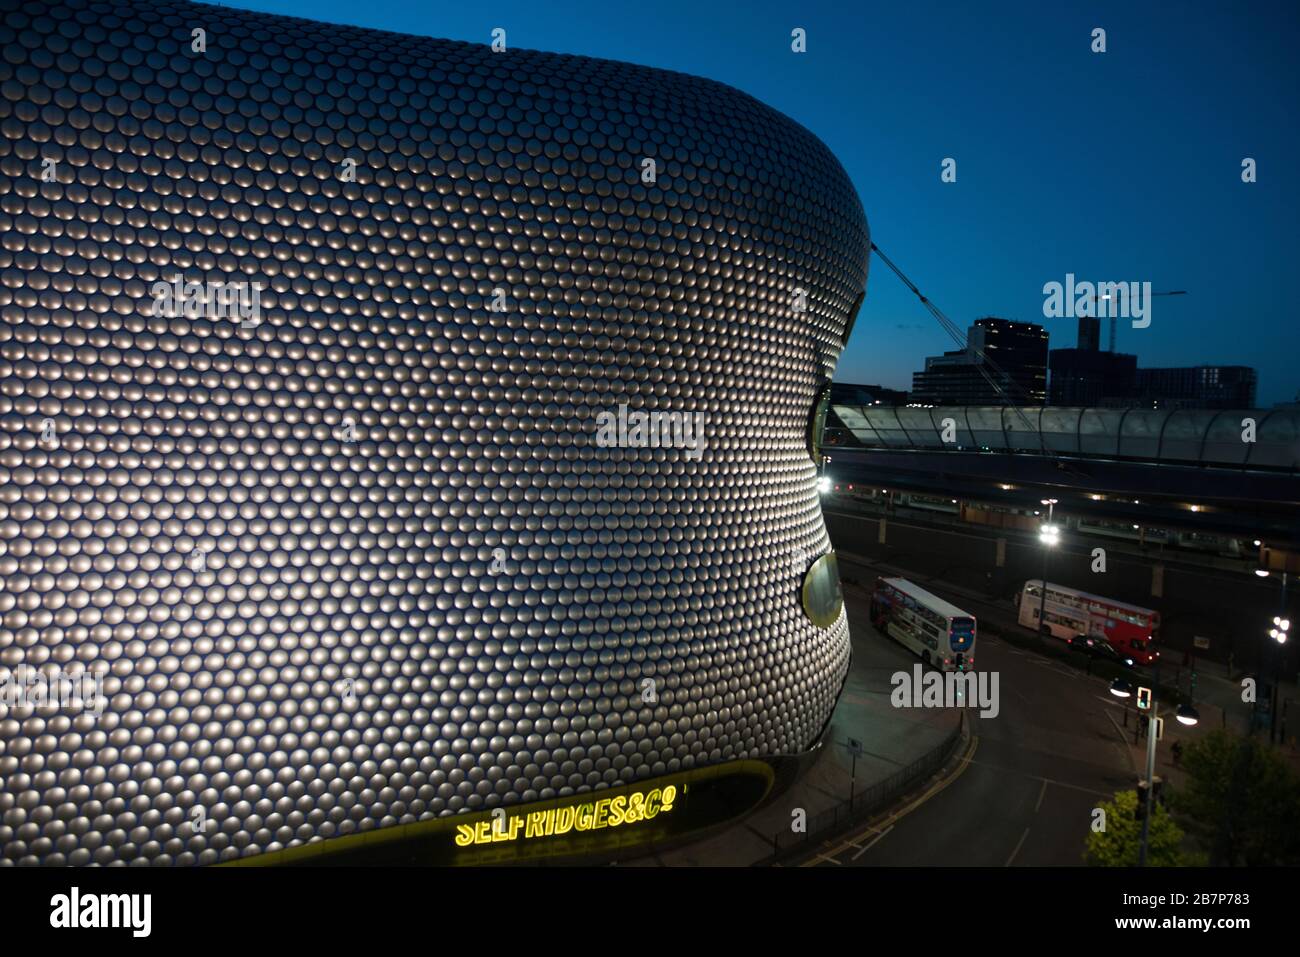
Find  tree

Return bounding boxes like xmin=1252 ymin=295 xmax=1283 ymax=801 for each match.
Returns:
xmin=1170 ymin=728 xmax=1300 ymax=865
xmin=1085 ymin=790 xmax=1187 ymax=866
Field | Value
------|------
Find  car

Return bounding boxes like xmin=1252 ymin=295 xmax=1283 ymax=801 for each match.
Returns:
xmin=1067 ymin=634 xmax=1136 ymax=668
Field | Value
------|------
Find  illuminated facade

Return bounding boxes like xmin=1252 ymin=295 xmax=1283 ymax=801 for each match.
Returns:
xmin=0 ymin=0 xmax=869 ymax=864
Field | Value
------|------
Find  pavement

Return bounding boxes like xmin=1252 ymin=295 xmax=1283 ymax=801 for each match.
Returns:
xmin=804 ymin=557 xmax=1145 ymax=866
xmin=621 ymin=582 xmax=961 ymax=866
xmin=624 ymin=504 xmax=1300 ymax=867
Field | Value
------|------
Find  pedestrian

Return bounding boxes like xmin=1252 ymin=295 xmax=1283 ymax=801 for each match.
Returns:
xmin=1171 ymin=740 xmax=1184 ymax=767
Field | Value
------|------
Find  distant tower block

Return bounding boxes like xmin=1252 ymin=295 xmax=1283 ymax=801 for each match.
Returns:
xmin=1078 ymin=316 xmax=1102 ymax=352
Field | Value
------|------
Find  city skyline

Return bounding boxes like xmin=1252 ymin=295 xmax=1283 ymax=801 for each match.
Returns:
xmin=890 ymin=313 xmax=1263 ymax=409
xmin=216 ymin=0 xmax=1300 ymax=405
xmin=1 ymin=0 xmax=1296 ymax=907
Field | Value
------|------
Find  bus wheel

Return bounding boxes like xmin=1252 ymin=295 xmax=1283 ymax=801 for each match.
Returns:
xmin=1038 ymin=625 xmax=1051 ymax=638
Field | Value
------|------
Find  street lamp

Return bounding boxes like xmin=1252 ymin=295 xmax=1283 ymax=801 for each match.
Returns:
xmin=1271 ymin=616 xmax=1291 ymax=644
xmin=1255 ymin=570 xmax=1290 ymax=743
xmin=1112 ymin=670 xmax=1201 ymax=868
xmin=1036 ymin=499 xmax=1059 ymax=638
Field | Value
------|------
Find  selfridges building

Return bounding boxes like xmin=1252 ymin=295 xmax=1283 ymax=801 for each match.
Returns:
xmin=0 ymin=0 xmax=870 ymax=864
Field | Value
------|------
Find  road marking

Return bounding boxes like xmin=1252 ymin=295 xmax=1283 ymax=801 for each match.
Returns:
xmin=1103 ymin=708 xmax=1139 ymax=774
xmin=1034 ymin=779 xmax=1048 ymax=813
xmin=804 ymin=729 xmax=979 ymax=866
xmin=1029 ymin=658 xmax=1078 ymax=679
xmin=850 ymin=824 xmax=895 ymax=861
xmin=1005 ymin=827 xmax=1031 ymax=867
xmin=956 ymin=756 xmax=1112 ymax=798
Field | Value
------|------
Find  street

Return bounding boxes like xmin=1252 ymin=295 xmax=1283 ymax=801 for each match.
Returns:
xmin=807 ymin=554 xmax=1149 ymax=866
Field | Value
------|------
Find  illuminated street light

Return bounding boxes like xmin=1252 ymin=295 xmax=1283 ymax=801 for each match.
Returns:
xmin=1271 ymin=616 xmax=1290 ymax=644
xmin=1256 ymin=570 xmax=1291 ymax=745
xmin=1176 ymin=703 xmax=1200 ymax=726
xmin=1034 ymin=499 xmax=1060 ymax=637
xmin=1109 ymin=678 xmax=1134 ymax=698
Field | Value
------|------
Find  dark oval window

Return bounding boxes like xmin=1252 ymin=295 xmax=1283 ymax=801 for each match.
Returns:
xmin=802 ymin=551 xmax=844 ymax=628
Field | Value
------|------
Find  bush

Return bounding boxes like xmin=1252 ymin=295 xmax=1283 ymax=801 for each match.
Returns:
xmin=1085 ymin=789 xmax=1188 ymax=866
xmin=1170 ymin=728 xmax=1300 ymax=865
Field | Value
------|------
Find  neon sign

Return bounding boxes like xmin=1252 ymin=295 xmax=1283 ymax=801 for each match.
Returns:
xmin=454 ymin=786 xmax=678 ymax=847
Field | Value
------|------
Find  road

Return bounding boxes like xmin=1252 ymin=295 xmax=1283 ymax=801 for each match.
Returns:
xmin=825 ymin=506 xmax=1293 ymax=727
xmin=810 ymin=553 xmax=1141 ymax=866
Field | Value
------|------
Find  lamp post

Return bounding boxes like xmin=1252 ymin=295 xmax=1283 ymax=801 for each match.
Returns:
xmin=1113 ymin=677 xmax=1199 ymax=866
xmin=1037 ymin=499 xmax=1059 ymax=638
xmin=1256 ymin=569 xmax=1290 ymax=743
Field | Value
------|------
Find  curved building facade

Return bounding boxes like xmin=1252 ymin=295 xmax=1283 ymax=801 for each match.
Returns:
xmin=0 ymin=0 xmax=870 ymax=864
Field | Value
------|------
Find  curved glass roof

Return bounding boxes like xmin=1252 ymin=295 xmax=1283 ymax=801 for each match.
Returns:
xmin=830 ymin=405 xmax=1300 ymax=471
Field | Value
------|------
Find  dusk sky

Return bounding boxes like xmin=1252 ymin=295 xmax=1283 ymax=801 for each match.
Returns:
xmin=220 ymin=0 xmax=1300 ymax=406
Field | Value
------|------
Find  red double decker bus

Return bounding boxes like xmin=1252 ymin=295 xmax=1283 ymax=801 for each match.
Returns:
xmin=1016 ymin=580 xmax=1160 ymax=665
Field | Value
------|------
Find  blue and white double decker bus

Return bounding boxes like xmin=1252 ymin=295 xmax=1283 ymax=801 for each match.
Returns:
xmin=870 ymin=577 xmax=977 ymax=673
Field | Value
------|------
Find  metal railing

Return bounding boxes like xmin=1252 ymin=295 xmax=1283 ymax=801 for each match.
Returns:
xmin=763 ymin=713 xmax=966 ymax=862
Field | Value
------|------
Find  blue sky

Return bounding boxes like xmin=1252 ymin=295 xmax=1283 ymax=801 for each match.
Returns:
xmin=217 ymin=0 xmax=1299 ymax=405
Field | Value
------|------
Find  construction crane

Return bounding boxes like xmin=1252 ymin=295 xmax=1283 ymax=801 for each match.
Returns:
xmin=1087 ymin=290 xmax=1187 ymax=352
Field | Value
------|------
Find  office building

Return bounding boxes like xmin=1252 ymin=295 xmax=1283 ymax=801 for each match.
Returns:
xmin=911 ymin=318 xmax=1048 ymax=405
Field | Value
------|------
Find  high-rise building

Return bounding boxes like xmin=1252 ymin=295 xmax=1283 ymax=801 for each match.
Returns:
xmin=1129 ymin=366 xmax=1258 ymax=409
xmin=1076 ymin=315 xmax=1102 ymax=353
xmin=1048 ymin=316 xmax=1136 ymax=405
xmin=911 ymin=318 xmax=1048 ymax=405
xmin=1049 ymin=315 xmax=1259 ymax=410
xmin=1048 ymin=349 xmax=1138 ymax=406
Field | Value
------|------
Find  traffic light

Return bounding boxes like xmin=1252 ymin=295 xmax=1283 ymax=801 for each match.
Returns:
xmin=1136 ymin=686 xmax=1153 ymax=711
xmin=1134 ymin=776 xmax=1165 ymax=820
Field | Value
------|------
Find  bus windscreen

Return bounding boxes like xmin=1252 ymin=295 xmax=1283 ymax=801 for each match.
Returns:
xmin=950 ymin=617 xmax=975 ymax=651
